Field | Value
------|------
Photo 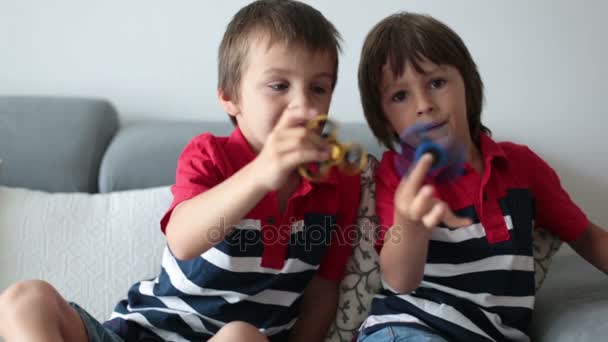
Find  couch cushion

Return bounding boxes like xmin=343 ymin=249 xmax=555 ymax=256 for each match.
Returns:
xmin=99 ymin=120 xmax=385 ymax=193
xmin=99 ymin=121 xmax=233 ymax=193
xmin=99 ymin=120 xmax=381 ymax=192
xmin=0 ymin=185 xmax=172 ymax=321
xmin=530 ymin=253 xmax=608 ymax=341
xmin=0 ymin=96 xmax=119 ymax=193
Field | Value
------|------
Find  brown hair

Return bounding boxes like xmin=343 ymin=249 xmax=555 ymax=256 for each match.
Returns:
xmin=358 ymin=12 xmax=490 ymax=149
xmin=218 ymin=0 xmax=342 ymax=125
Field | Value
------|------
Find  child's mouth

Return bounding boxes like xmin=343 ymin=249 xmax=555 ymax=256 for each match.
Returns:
xmin=400 ymin=120 xmax=449 ymax=148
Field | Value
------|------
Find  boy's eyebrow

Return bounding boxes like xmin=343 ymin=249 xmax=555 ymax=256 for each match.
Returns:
xmin=425 ymin=65 xmax=447 ymax=75
xmin=313 ymin=72 xmax=334 ymax=81
xmin=381 ymin=65 xmax=449 ymax=93
xmin=381 ymin=82 xmax=404 ymax=93
xmin=263 ymin=68 xmax=290 ymax=75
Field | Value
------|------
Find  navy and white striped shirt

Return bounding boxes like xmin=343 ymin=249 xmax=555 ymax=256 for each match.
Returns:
xmin=106 ymin=128 xmax=360 ymax=341
xmin=361 ymin=133 xmax=588 ymax=341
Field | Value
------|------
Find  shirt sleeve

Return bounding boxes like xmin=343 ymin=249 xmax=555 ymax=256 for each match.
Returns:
xmin=526 ymin=147 xmax=589 ymax=241
xmin=317 ymin=173 xmax=361 ymax=281
xmin=160 ymin=134 xmax=224 ymax=233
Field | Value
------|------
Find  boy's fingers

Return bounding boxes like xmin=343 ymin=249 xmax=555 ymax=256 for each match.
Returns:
xmin=443 ymin=210 xmax=473 ymax=228
xmin=271 ymin=114 xmax=293 ymax=133
xmin=408 ymin=185 xmax=436 ymax=221
xmin=283 ymin=149 xmax=329 ymax=169
xmin=421 ymin=203 xmax=472 ymax=229
xmin=275 ymin=129 xmax=329 ymax=154
xmin=284 ymin=127 xmax=328 ymax=149
xmin=305 ymin=131 xmax=330 ymax=150
xmin=274 ymin=112 xmax=311 ymax=131
xmin=402 ymin=153 xmax=435 ymax=199
xmin=421 ymin=202 xmax=446 ymax=228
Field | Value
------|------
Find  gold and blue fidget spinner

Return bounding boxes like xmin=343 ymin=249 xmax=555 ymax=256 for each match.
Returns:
xmin=298 ymin=114 xmax=368 ymax=182
xmin=394 ymin=121 xmax=466 ymax=183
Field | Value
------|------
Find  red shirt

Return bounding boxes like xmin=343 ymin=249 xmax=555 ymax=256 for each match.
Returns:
xmin=161 ymin=127 xmax=360 ymax=280
xmin=375 ymin=133 xmax=588 ymax=251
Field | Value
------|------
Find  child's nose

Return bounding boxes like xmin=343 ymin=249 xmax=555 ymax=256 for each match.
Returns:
xmin=416 ymin=94 xmax=435 ymax=116
xmin=289 ymin=94 xmax=317 ymax=121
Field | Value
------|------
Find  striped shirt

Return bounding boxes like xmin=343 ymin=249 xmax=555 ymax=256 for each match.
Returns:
xmin=361 ymin=133 xmax=588 ymax=341
xmin=107 ymin=127 xmax=360 ymax=341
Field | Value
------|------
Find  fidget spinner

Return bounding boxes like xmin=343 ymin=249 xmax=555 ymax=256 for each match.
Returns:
xmin=393 ymin=122 xmax=466 ymax=183
xmin=298 ymin=114 xmax=368 ymax=182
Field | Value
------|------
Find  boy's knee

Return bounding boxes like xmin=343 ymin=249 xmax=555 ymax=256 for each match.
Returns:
xmin=0 ymin=280 xmax=63 ymax=317
xmin=0 ymin=280 xmax=88 ymax=341
xmin=213 ymin=321 xmax=269 ymax=342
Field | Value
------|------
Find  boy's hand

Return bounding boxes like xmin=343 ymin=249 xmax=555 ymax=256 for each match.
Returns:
xmin=394 ymin=153 xmax=472 ymax=230
xmin=253 ymin=113 xmax=330 ymax=192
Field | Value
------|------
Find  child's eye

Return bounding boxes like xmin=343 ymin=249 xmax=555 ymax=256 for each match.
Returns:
xmin=313 ymin=85 xmax=328 ymax=95
xmin=391 ymin=90 xmax=408 ymax=102
xmin=430 ymin=78 xmax=446 ymax=89
xmin=269 ymin=83 xmax=289 ymax=91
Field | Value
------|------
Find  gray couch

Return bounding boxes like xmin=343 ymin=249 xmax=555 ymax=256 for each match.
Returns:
xmin=1 ymin=96 xmax=606 ymax=341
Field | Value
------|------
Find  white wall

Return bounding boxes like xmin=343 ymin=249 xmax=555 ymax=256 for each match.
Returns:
xmin=1 ymin=0 xmax=607 ymax=225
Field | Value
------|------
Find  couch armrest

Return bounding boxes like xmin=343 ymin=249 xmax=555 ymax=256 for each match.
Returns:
xmin=0 ymin=96 xmax=118 ymax=192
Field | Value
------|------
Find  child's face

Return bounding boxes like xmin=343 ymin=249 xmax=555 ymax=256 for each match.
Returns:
xmin=380 ymin=58 xmax=474 ymax=154
xmin=220 ymin=37 xmax=335 ymax=153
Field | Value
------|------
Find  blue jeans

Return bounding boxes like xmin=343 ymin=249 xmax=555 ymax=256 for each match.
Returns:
xmin=358 ymin=325 xmax=449 ymax=342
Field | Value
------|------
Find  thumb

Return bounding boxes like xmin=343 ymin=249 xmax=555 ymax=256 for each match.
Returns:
xmin=443 ymin=209 xmax=473 ymax=228
xmin=274 ymin=112 xmax=307 ymax=131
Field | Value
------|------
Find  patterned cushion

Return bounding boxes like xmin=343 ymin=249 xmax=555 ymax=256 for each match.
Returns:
xmin=325 ymin=156 xmax=563 ymax=342
xmin=532 ymin=228 xmax=563 ymax=290
xmin=327 ymin=156 xmax=381 ymax=342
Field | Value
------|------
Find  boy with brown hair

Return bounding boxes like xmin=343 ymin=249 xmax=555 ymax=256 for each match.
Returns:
xmin=0 ymin=1 xmax=360 ymax=341
xmin=356 ymin=12 xmax=607 ymax=341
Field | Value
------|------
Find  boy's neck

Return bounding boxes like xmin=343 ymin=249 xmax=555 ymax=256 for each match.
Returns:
xmin=467 ymin=144 xmax=484 ymax=174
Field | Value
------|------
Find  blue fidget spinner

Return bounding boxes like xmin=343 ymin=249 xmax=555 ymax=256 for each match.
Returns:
xmin=393 ymin=122 xmax=466 ymax=183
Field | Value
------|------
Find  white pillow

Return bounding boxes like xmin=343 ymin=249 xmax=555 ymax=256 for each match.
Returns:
xmin=0 ymin=186 xmax=172 ymax=321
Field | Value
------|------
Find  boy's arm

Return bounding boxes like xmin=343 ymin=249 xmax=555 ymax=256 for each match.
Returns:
xmin=166 ymin=160 xmax=270 ymax=260
xmin=379 ymin=218 xmax=433 ymax=293
xmin=289 ymin=276 xmax=339 ymax=342
xmin=379 ymin=155 xmax=472 ymax=294
xmin=568 ymin=222 xmax=608 ymax=274
xmin=524 ymin=147 xmax=607 ymax=274
xmin=166 ymin=113 xmax=330 ymax=260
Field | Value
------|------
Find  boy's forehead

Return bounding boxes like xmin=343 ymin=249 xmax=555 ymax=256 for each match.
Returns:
xmin=253 ymin=37 xmax=335 ymax=62
xmin=383 ymin=57 xmax=443 ymax=77
xmin=247 ymin=30 xmax=332 ymax=55
xmin=380 ymin=59 xmax=453 ymax=90
xmin=246 ymin=35 xmax=336 ymax=70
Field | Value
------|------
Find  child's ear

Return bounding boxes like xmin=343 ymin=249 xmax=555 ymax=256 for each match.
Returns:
xmin=217 ymin=89 xmax=239 ymax=117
